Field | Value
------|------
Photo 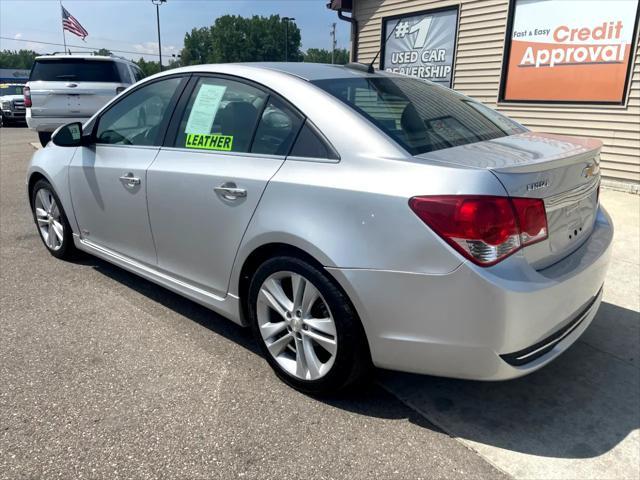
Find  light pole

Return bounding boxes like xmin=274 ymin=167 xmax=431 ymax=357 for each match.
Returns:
xmin=152 ymin=0 xmax=166 ymax=71
xmin=283 ymin=17 xmax=295 ymax=62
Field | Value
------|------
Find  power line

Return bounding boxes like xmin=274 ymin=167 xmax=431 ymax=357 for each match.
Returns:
xmin=0 ymin=35 xmax=159 ymax=57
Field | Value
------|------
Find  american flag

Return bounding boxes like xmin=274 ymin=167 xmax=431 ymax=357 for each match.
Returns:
xmin=61 ymin=5 xmax=88 ymax=40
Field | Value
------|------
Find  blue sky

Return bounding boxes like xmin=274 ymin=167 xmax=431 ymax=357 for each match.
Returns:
xmin=0 ymin=0 xmax=351 ymax=63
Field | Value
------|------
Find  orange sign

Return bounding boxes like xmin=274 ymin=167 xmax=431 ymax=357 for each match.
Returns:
xmin=502 ymin=0 xmax=639 ymax=103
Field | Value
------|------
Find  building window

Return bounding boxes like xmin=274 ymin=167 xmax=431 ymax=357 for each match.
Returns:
xmin=500 ymin=0 xmax=640 ymax=104
xmin=380 ymin=6 xmax=459 ymax=87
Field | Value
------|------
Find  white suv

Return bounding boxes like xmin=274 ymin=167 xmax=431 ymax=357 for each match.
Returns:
xmin=25 ymin=54 xmax=144 ymax=145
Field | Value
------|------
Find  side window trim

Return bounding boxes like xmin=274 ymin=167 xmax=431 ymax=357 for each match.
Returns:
xmin=164 ymin=72 xmax=306 ymax=158
xmin=93 ymin=74 xmax=190 ymax=147
xmin=246 ymin=93 xmax=271 ymax=153
xmin=287 ymin=119 xmax=340 ymax=162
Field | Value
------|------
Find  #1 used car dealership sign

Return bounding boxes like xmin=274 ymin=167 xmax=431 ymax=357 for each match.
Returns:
xmin=382 ymin=7 xmax=459 ymax=86
xmin=502 ymin=0 xmax=640 ymax=103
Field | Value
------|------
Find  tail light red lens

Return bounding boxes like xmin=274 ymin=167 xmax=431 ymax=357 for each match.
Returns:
xmin=409 ymin=195 xmax=548 ymax=266
xmin=23 ymin=86 xmax=32 ymax=108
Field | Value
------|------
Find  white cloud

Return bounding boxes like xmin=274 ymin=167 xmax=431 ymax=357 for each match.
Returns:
xmin=14 ymin=33 xmax=22 ymax=40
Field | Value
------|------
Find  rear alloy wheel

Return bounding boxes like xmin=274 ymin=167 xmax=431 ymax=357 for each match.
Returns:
xmin=249 ymin=256 xmax=370 ymax=394
xmin=257 ymin=271 xmax=338 ymax=380
xmin=31 ymin=179 xmax=76 ymax=259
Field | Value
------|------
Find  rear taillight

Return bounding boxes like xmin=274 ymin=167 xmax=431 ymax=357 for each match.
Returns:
xmin=409 ymin=195 xmax=548 ymax=266
xmin=23 ymin=86 xmax=31 ymax=108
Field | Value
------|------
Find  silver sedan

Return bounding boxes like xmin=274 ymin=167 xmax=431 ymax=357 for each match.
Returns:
xmin=27 ymin=63 xmax=613 ymax=394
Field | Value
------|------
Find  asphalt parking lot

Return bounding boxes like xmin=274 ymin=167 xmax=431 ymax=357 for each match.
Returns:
xmin=1 ymin=126 xmax=638 ymax=480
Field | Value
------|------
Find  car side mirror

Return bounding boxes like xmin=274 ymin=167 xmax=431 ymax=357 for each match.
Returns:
xmin=51 ymin=122 xmax=85 ymax=147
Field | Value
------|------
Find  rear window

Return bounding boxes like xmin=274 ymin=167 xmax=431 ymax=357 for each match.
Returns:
xmin=312 ymin=76 xmax=526 ymax=155
xmin=30 ymin=59 xmax=119 ymax=82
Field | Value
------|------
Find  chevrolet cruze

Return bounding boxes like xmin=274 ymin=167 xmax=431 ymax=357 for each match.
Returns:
xmin=27 ymin=63 xmax=613 ymax=393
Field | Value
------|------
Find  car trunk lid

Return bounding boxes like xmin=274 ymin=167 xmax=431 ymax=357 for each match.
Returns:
xmin=416 ymin=132 xmax=602 ymax=269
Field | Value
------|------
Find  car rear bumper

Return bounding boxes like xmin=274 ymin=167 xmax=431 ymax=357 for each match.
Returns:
xmin=26 ymin=111 xmax=90 ymax=132
xmin=328 ymin=206 xmax=613 ymax=380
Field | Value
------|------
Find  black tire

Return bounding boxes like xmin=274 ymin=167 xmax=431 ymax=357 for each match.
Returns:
xmin=38 ymin=131 xmax=52 ymax=147
xmin=31 ymin=179 xmax=77 ymax=260
xmin=248 ymin=255 xmax=371 ymax=395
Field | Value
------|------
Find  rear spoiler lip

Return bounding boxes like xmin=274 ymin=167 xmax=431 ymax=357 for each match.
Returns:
xmin=490 ymin=147 xmax=602 ymax=174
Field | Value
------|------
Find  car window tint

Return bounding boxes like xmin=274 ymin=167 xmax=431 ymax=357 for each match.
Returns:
xmin=132 ymin=66 xmax=145 ymax=83
xmin=115 ymin=62 xmax=132 ymax=83
xmin=29 ymin=59 xmax=119 ymax=82
xmin=313 ymin=77 xmax=526 ymax=155
xmin=289 ymin=122 xmax=337 ymax=160
xmin=251 ymin=97 xmax=303 ymax=156
xmin=96 ymin=77 xmax=182 ymax=146
xmin=175 ymin=77 xmax=267 ymax=153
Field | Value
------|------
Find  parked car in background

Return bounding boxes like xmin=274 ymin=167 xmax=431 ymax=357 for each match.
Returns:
xmin=0 ymin=83 xmax=26 ymax=126
xmin=25 ymin=54 xmax=144 ymax=146
xmin=26 ymin=63 xmax=612 ymax=394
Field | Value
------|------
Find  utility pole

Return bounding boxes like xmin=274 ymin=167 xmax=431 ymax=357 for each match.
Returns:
xmin=330 ymin=22 xmax=337 ymax=64
xmin=283 ymin=17 xmax=295 ymax=62
xmin=151 ymin=0 xmax=166 ymax=71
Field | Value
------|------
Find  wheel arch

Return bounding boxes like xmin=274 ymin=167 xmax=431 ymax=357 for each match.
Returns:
xmin=27 ymin=171 xmax=51 ymax=208
xmin=236 ymin=242 xmax=372 ymax=361
xmin=237 ymin=242 xmax=327 ymax=325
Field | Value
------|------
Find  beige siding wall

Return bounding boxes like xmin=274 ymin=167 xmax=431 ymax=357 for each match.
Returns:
xmin=353 ymin=0 xmax=640 ymax=183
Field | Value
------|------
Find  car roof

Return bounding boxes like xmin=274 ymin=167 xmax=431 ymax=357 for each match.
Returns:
xmin=243 ymin=62 xmax=381 ymax=81
xmin=170 ymin=62 xmax=387 ymax=82
xmin=34 ymin=54 xmax=134 ymax=64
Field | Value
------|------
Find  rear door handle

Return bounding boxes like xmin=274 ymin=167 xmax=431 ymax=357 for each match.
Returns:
xmin=119 ymin=173 xmax=141 ymax=188
xmin=214 ymin=182 xmax=247 ymax=201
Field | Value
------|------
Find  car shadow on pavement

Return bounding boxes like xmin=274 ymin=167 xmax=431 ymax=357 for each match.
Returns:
xmin=83 ymin=255 xmax=447 ymax=432
xmin=379 ymin=301 xmax=640 ymax=460
xmin=84 ymin=255 xmax=638 ymax=460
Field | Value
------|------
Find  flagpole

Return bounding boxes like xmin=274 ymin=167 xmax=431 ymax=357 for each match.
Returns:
xmin=60 ymin=2 xmax=68 ymax=53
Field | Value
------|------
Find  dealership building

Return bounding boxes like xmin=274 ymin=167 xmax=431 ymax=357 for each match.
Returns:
xmin=329 ymin=0 xmax=640 ymax=188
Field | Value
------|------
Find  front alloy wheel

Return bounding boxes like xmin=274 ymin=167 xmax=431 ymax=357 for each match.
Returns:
xmin=34 ymin=187 xmax=64 ymax=251
xmin=31 ymin=179 xmax=76 ymax=259
xmin=257 ymin=271 xmax=338 ymax=380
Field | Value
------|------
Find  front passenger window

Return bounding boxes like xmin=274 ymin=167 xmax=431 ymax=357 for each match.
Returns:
xmin=96 ymin=77 xmax=182 ymax=146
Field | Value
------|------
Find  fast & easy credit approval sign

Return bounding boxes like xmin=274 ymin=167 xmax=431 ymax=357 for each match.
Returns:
xmin=502 ymin=0 xmax=640 ymax=103
xmin=382 ymin=7 xmax=459 ymax=86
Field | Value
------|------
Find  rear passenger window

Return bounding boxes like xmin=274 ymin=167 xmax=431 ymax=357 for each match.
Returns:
xmin=116 ymin=62 xmax=132 ymax=84
xmin=174 ymin=78 xmax=267 ymax=153
xmin=132 ymin=66 xmax=145 ymax=82
xmin=251 ymin=97 xmax=303 ymax=156
xmin=289 ymin=122 xmax=338 ymax=160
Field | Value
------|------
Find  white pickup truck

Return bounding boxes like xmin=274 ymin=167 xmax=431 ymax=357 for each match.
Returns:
xmin=26 ymin=54 xmax=145 ymax=145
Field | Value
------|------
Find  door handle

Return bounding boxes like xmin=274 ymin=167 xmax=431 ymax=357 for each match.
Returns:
xmin=214 ymin=182 xmax=247 ymax=201
xmin=119 ymin=173 xmax=141 ymax=189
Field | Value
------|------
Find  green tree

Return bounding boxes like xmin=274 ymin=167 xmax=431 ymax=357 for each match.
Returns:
xmin=181 ymin=27 xmax=213 ymax=65
xmin=0 ymin=49 xmax=39 ymax=69
xmin=134 ymin=57 xmax=161 ymax=77
xmin=134 ymin=57 xmax=181 ymax=78
xmin=180 ymin=15 xmax=302 ymax=65
xmin=93 ymin=48 xmax=112 ymax=56
xmin=303 ymin=48 xmax=350 ymax=65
